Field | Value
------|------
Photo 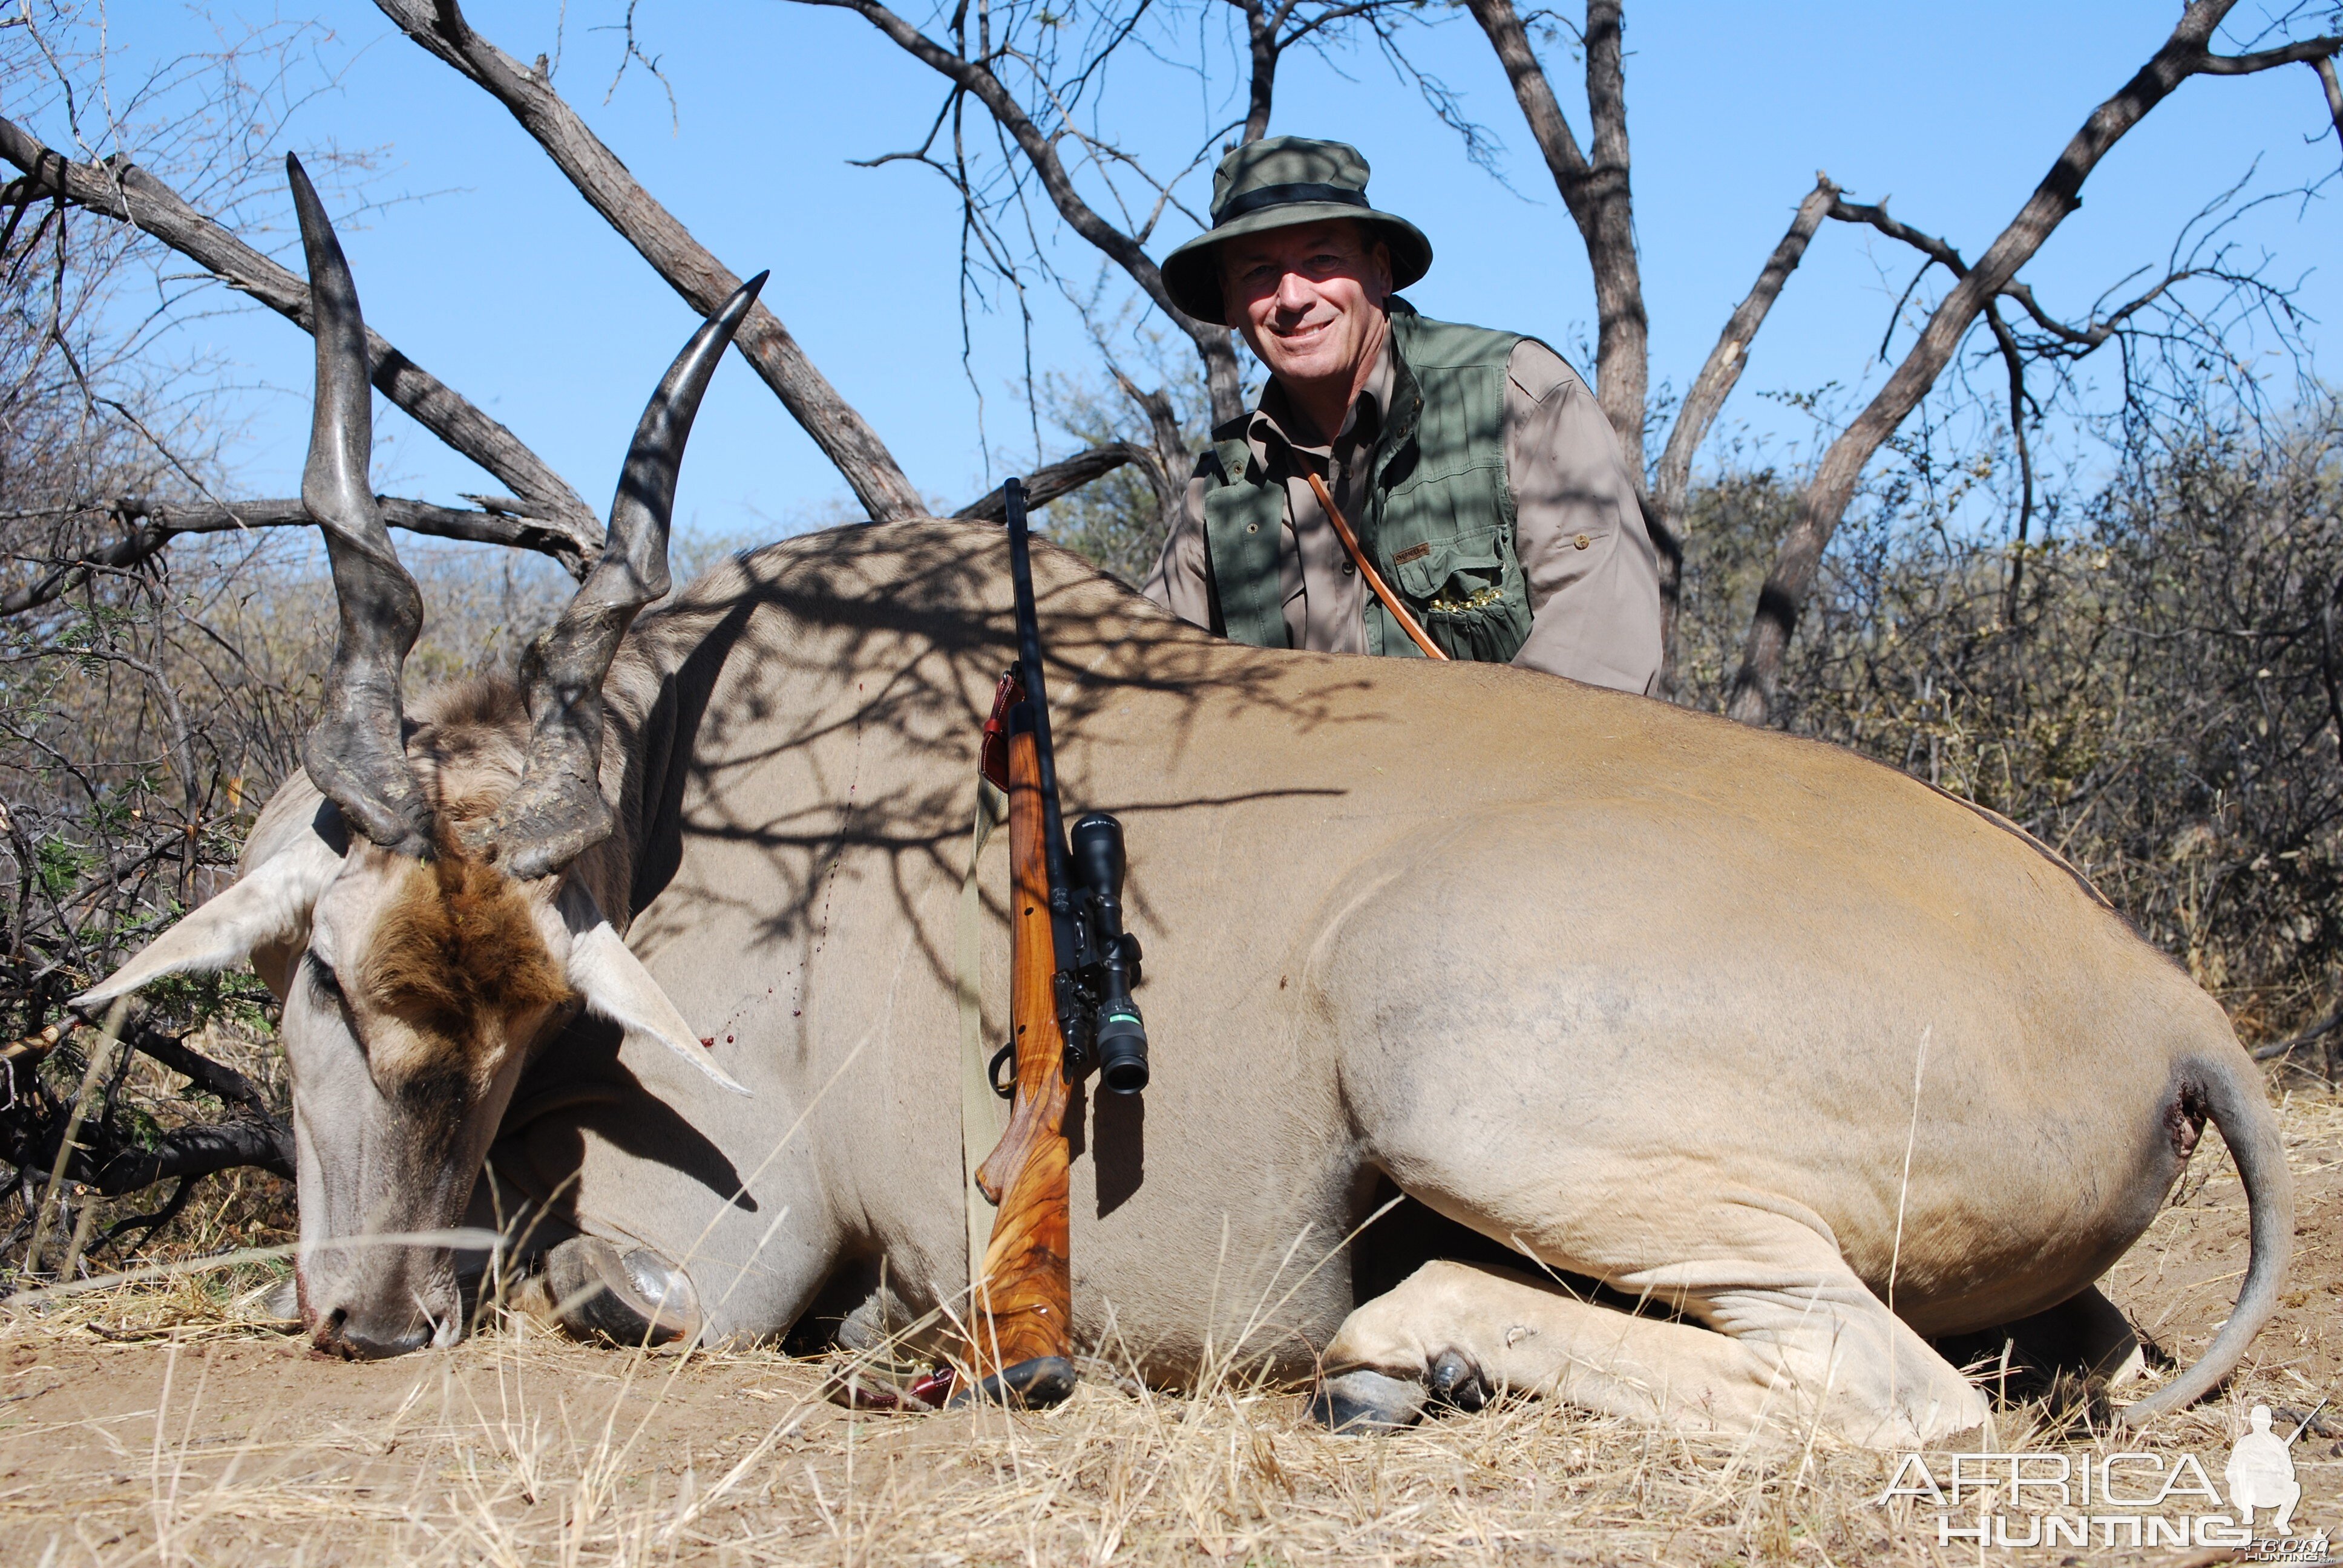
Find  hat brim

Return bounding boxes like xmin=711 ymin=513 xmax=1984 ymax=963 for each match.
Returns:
xmin=1160 ymin=203 xmax=1432 ymax=326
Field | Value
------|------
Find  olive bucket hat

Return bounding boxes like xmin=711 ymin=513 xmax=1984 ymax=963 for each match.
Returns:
xmin=1159 ymin=136 xmax=1432 ymax=325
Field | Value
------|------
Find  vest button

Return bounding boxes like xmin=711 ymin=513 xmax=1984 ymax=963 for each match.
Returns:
xmin=1247 ymin=523 xmax=1260 ymax=534
xmin=1573 ymin=533 xmax=1591 ymax=550
xmin=1342 ymin=561 xmax=1355 ymax=575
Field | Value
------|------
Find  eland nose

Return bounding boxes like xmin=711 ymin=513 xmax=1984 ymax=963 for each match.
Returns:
xmin=311 ymin=1304 xmax=432 ymax=1361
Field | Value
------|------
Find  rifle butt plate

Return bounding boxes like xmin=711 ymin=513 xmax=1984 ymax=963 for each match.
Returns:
xmin=947 ymin=1354 xmax=1078 ymax=1411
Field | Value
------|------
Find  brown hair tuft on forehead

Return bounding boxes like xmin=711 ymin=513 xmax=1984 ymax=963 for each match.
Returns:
xmin=360 ymin=847 xmax=570 ymax=1052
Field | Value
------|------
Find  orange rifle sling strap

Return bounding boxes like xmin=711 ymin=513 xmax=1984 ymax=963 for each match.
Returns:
xmin=1305 ymin=470 xmax=1448 ymax=661
xmin=965 ymin=723 xmax=1073 ymax=1382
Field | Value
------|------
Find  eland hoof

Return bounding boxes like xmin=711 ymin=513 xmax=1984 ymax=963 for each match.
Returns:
xmin=522 ymin=1237 xmax=702 ymax=1348
xmin=947 ymin=1355 xmax=1077 ymax=1411
xmin=1426 ymin=1348 xmax=1490 ymax=1413
xmin=1309 ymin=1369 xmax=1427 ymax=1434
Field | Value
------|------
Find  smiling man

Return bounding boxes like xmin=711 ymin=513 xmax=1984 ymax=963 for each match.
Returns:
xmin=1145 ymin=137 xmax=1662 ymax=692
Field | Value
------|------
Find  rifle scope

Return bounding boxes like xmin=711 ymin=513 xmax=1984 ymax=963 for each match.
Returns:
xmin=1071 ymin=812 xmax=1148 ymax=1095
xmin=1001 ymin=474 xmax=1149 ymax=1097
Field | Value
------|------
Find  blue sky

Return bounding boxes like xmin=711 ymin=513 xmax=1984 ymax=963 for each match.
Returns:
xmin=108 ymin=1 xmax=2343 ymax=542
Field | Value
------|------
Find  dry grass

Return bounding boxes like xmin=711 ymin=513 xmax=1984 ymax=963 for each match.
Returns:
xmin=1 ymin=1086 xmax=2336 ymax=1566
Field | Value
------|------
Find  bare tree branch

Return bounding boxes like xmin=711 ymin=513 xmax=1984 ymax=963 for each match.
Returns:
xmin=2313 ymin=56 xmax=2343 ymax=168
xmin=0 ymin=115 xmax=603 ymax=549
xmin=2188 ymin=35 xmax=2343 ymax=74
xmin=69 ymin=1119 xmax=293 ymax=1191
xmin=2 ymin=495 xmax=591 ymax=617
xmin=1649 ymin=172 xmax=1839 ymax=691
xmin=2253 ymin=999 xmax=2343 ymax=1061
xmin=1829 ymin=194 xmax=2197 ymax=357
xmin=1984 ymin=301 xmax=2036 ymax=626
xmin=795 ymin=0 xmax=1249 ymax=426
xmin=1239 ymin=0 xmax=1282 ymax=144
xmin=1724 ymin=0 xmax=2343 ymax=725
xmin=372 ymin=0 xmax=930 ymax=523
xmin=7 ymin=1013 xmax=295 ymax=1195
xmin=1826 ymin=194 xmax=1964 ymax=275
xmin=1461 ymin=0 xmax=1646 ymax=457
xmin=1823 ymin=183 xmax=2271 ymax=632
xmin=952 ymin=441 xmax=1151 ymax=521
xmin=1112 ymin=368 xmax=1190 ymax=518
xmin=1229 ymin=0 xmax=1397 ymax=144
xmin=105 ymin=1011 xmax=280 ymax=1131
xmin=951 ymin=440 xmax=1153 ymax=520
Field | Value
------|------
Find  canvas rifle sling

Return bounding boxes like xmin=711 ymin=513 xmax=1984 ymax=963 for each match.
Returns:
xmin=956 ymin=779 xmax=1011 ymax=1284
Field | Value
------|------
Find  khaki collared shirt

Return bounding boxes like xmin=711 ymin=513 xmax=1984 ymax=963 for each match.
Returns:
xmin=1142 ymin=333 xmax=1663 ymax=694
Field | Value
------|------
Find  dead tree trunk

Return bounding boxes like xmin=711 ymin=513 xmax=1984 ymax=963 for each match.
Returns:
xmin=1647 ymin=175 xmax=1838 ymax=691
xmin=1725 ymin=0 xmax=2342 ymax=725
xmin=0 ymin=117 xmax=604 ymax=557
xmin=1463 ymin=0 xmax=1645 ymax=461
xmin=1463 ymin=2 xmax=1836 ymax=694
xmin=375 ymin=0 xmax=929 ymax=523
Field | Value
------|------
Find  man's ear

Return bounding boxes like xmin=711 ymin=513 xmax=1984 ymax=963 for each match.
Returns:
xmin=75 ymin=835 xmax=342 ymax=1007
xmin=555 ymin=883 xmax=750 ymax=1096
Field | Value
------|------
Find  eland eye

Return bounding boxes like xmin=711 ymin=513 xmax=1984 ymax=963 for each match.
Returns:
xmin=306 ymin=952 xmax=346 ymax=1002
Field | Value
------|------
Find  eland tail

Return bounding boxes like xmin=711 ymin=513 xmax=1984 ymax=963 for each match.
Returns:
xmin=2114 ymin=1047 xmax=2293 ymax=1426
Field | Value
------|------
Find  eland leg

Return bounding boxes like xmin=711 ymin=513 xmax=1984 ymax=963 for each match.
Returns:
xmin=1935 ymin=1282 xmax=2145 ymax=1402
xmin=1317 ymin=1243 xmax=1988 ymax=1448
xmin=1998 ymin=1284 xmax=2144 ymax=1387
xmin=482 ymin=1042 xmax=843 ymax=1347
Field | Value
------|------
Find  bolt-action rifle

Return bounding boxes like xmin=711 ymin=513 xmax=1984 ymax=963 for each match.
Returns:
xmin=955 ymin=475 xmax=1149 ymax=1409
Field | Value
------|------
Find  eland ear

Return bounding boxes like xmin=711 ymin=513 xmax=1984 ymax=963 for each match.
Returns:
xmin=74 ymin=835 xmax=342 ymax=1007
xmin=557 ymin=886 xmax=750 ymax=1096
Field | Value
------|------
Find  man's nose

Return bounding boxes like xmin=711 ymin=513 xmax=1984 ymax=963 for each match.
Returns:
xmin=1273 ymin=267 xmax=1316 ymax=315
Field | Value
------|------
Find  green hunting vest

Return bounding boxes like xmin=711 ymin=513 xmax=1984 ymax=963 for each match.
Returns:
xmin=1200 ymin=302 xmax=1535 ymax=663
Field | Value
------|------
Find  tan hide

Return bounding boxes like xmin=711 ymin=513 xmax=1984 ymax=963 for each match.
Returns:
xmin=416 ymin=520 xmax=2275 ymax=1444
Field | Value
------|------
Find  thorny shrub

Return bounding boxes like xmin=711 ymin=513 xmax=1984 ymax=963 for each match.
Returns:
xmin=1676 ymin=397 xmax=2343 ymax=1056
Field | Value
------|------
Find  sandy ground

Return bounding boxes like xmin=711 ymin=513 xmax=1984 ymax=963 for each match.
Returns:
xmin=2 ymin=1086 xmax=2337 ymax=1567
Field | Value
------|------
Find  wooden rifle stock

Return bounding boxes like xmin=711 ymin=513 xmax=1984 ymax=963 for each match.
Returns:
xmin=960 ymin=719 xmax=1076 ymax=1406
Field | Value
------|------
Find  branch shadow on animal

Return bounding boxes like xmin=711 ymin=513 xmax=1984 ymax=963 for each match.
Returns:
xmin=491 ymin=1011 xmax=757 ymax=1224
xmin=612 ymin=523 xmax=1388 ymax=1020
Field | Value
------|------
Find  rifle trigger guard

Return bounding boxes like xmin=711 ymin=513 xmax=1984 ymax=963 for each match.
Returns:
xmin=988 ymin=1040 xmax=1017 ymax=1099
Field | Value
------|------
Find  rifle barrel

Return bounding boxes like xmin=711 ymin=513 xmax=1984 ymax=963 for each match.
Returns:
xmin=1003 ymin=479 xmax=1078 ymax=952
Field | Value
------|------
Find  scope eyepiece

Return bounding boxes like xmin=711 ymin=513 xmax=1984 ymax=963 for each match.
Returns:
xmin=1092 ymin=930 xmax=1147 ymax=1093
xmin=1095 ymin=1011 xmax=1148 ymax=1094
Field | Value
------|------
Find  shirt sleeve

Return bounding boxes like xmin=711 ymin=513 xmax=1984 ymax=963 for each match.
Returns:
xmin=1501 ymin=340 xmax=1663 ymax=695
xmin=1142 ymin=457 xmax=1221 ymax=632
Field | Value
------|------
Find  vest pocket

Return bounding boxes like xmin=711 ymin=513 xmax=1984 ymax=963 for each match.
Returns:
xmin=1388 ymin=525 xmax=1533 ymax=662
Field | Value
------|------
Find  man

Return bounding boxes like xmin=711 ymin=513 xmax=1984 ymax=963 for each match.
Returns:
xmin=1144 ymin=137 xmax=1663 ymax=694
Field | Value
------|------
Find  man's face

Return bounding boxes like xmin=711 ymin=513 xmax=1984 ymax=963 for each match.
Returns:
xmin=1218 ymin=218 xmax=1392 ymax=394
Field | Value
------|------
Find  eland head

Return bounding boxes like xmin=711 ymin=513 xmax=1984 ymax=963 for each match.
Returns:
xmin=76 ymin=154 xmax=760 ymax=1357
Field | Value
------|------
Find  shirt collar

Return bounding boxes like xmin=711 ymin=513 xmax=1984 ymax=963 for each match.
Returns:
xmin=1244 ymin=325 xmax=1395 ymax=472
